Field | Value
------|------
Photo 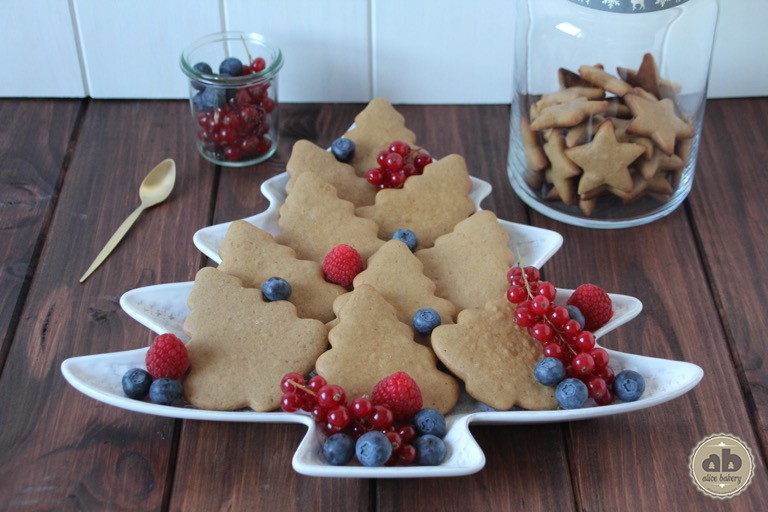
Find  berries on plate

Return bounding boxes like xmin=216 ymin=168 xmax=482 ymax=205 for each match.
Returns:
xmin=145 ymin=333 xmax=189 ymax=380
xmin=566 ymin=284 xmax=613 ymax=331
xmin=370 ymin=371 xmax=423 ymax=421
xmin=392 ymin=228 xmax=418 ymax=252
xmin=322 ymin=244 xmax=363 ymax=287
xmin=366 ymin=140 xmax=432 ymax=190
xmin=412 ymin=308 xmax=441 ymax=335
xmin=331 ymin=137 xmax=356 ymax=162
xmin=122 ymin=368 xmax=153 ymax=399
xmin=149 ymin=378 xmax=184 ymax=405
xmin=414 ymin=434 xmax=447 ymax=465
xmin=262 ymin=276 xmax=292 ymax=301
xmin=555 ymin=378 xmax=589 ymax=409
xmin=613 ymin=370 xmax=646 ymax=402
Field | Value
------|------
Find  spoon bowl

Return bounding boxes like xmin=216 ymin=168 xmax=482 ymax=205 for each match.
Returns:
xmin=79 ymin=159 xmax=176 ymax=283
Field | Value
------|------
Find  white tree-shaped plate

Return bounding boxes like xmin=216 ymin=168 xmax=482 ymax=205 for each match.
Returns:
xmin=62 ymin=173 xmax=702 ymax=478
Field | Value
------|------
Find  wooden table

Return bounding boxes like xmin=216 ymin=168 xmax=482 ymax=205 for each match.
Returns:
xmin=1 ymin=99 xmax=766 ymax=511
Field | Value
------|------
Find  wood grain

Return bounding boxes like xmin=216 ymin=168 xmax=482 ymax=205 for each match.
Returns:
xmin=688 ymin=99 xmax=768 ymax=457
xmin=0 ymin=101 xmax=211 ymax=510
xmin=0 ymin=100 xmax=82 ymax=369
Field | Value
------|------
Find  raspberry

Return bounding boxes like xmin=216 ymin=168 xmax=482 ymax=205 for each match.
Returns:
xmin=566 ymin=284 xmax=613 ymax=331
xmin=370 ymin=371 xmax=423 ymax=421
xmin=145 ymin=333 xmax=189 ymax=380
xmin=321 ymin=244 xmax=363 ymax=287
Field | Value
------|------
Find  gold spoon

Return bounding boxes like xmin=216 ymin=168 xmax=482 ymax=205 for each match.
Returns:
xmin=79 ymin=159 xmax=176 ymax=283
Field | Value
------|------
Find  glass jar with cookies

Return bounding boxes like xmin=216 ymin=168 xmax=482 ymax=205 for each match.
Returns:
xmin=507 ymin=0 xmax=718 ymax=228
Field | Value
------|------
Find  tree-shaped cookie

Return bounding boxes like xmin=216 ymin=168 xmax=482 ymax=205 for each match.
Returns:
xmin=286 ymin=139 xmax=376 ymax=207
xmin=416 ymin=210 xmax=515 ymax=311
xmin=356 ymin=154 xmax=475 ymax=248
xmin=431 ymin=298 xmax=557 ymax=411
xmin=218 ymin=220 xmax=345 ymax=323
xmin=329 ymin=240 xmax=457 ymax=333
xmin=277 ymin=172 xmax=384 ymax=263
xmin=182 ymin=267 xmax=328 ymax=411
xmin=343 ymin=98 xmax=417 ymax=177
xmin=315 ymin=285 xmax=459 ymax=414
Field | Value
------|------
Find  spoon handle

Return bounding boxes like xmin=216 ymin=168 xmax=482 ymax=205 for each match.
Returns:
xmin=79 ymin=204 xmax=146 ymax=283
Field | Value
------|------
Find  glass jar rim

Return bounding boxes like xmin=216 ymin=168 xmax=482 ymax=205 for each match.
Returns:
xmin=180 ymin=31 xmax=284 ymax=87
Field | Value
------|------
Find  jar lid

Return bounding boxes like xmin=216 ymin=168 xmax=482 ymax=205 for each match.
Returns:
xmin=567 ymin=0 xmax=689 ymax=13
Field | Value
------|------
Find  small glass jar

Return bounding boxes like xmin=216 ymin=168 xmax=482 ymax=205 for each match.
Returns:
xmin=180 ymin=31 xmax=284 ymax=167
xmin=507 ymin=0 xmax=718 ymax=228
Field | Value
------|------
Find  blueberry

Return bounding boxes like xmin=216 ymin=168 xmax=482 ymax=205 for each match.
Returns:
xmin=122 ymin=368 xmax=152 ymax=399
xmin=392 ymin=229 xmax=418 ymax=252
xmin=414 ymin=434 xmax=447 ymax=465
xmin=413 ymin=308 xmax=441 ymax=335
xmin=534 ymin=357 xmax=566 ymax=387
xmin=331 ymin=137 xmax=356 ymax=162
xmin=219 ymin=57 xmax=243 ymax=76
xmin=555 ymin=378 xmax=589 ymax=409
xmin=613 ymin=370 xmax=646 ymax=402
xmin=191 ymin=62 xmax=213 ymax=91
xmin=355 ymin=431 xmax=392 ymax=467
xmin=322 ymin=433 xmax=355 ymax=466
xmin=262 ymin=277 xmax=292 ymax=301
xmin=149 ymin=378 xmax=183 ymax=405
xmin=413 ymin=408 xmax=447 ymax=438
xmin=566 ymin=305 xmax=586 ymax=330
xmin=196 ymin=87 xmax=226 ymax=111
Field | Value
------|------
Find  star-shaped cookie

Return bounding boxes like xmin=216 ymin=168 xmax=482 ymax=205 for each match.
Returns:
xmin=529 ymin=97 xmax=609 ymax=131
xmin=315 ymin=284 xmax=459 ymax=414
xmin=617 ymin=53 xmax=681 ymax=100
xmin=218 ymin=220 xmax=345 ymax=323
xmin=277 ymin=172 xmax=384 ymax=263
xmin=416 ymin=210 xmax=516 ymax=311
xmin=431 ymin=298 xmax=557 ymax=411
xmin=183 ymin=267 xmax=328 ymax=411
xmin=286 ymin=139 xmax=376 ymax=207
xmin=565 ymin=120 xmax=645 ymax=196
xmin=343 ymin=98 xmax=417 ymax=177
xmin=356 ymin=154 xmax=475 ymax=248
xmin=624 ymin=94 xmax=694 ymax=156
xmin=543 ymin=129 xmax=581 ymax=204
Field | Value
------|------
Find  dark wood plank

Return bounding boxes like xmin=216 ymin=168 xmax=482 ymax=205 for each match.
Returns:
xmin=689 ymin=98 xmax=768 ymax=459
xmin=0 ymin=99 xmax=82 ymax=368
xmin=530 ymin=140 xmax=768 ymax=508
xmin=169 ymin=103 xmax=372 ymax=511
xmin=0 ymin=101 xmax=213 ymax=510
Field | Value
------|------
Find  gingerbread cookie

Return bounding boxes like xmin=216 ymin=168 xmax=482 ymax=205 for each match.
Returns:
xmin=529 ymin=97 xmax=610 ymax=131
xmin=356 ymin=154 xmax=475 ymax=248
xmin=578 ymin=64 xmax=634 ymax=97
xmin=543 ymin=129 xmax=581 ymax=204
xmin=218 ymin=220 xmax=345 ymax=323
xmin=431 ymin=298 xmax=557 ymax=411
xmin=286 ymin=139 xmax=376 ymax=207
xmin=624 ymin=94 xmax=694 ymax=156
xmin=277 ymin=172 xmax=384 ymax=263
xmin=183 ymin=267 xmax=328 ymax=411
xmin=343 ymin=98 xmax=417 ymax=177
xmin=315 ymin=284 xmax=459 ymax=414
xmin=416 ymin=210 xmax=516 ymax=311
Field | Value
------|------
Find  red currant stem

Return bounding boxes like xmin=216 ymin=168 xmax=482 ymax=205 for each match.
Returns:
xmin=240 ymin=35 xmax=253 ymax=65
xmin=287 ymin=379 xmax=316 ymax=396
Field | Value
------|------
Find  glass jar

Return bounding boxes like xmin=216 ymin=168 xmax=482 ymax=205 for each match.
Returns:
xmin=180 ymin=31 xmax=284 ymax=167
xmin=507 ymin=0 xmax=718 ymax=228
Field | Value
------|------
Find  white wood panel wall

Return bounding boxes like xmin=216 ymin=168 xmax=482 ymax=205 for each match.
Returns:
xmin=0 ymin=0 xmax=765 ymax=101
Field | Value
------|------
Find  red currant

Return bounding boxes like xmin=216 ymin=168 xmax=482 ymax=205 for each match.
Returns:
xmin=574 ymin=331 xmax=596 ymax=353
xmin=586 ymin=376 xmax=608 ymax=401
xmin=397 ymin=444 xmax=417 ymax=465
xmin=398 ymin=425 xmax=416 ymax=443
xmin=349 ymin=397 xmax=373 ymax=419
xmin=530 ymin=295 xmax=550 ymax=316
xmin=251 ymin=57 xmax=266 ymax=72
xmin=385 ymin=431 xmax=403 ymax=451
xmin=524 ymin=266 xmax=540 ymax=283
xmin=388 ymin=168 xmax=406 ymax=188
xmin=223 ymin=145 xmax=244 ymax=162
xmin=376 ymin=150 xmax=389 ymax=167
xmin=514 ymin=307 xmax=536 ymax=328
xmin=369 ymin=405 xmax=394 ymax=430
xmin=572 ymin=353 xmax=595 ymax=376
xmin=594 ymin=388 xmax=614 ymax=406
xmin=327 ymin=405 xmax=351 ymax=429
xmin=536 ymin=281 xmax=557 ymax=301
xmin=506 ymin=284 xmax=529 ymax=304
xmin=590 ymin=347 xmax=610 ymax=370
xmin=563 ymin=319 xmax=583 ymax=338
xmin=317 ymin=384 xmax=346 ymax=408
xmin=367 ymin=168 xmax=385 ymax=186
xmin=389 ymin=140 xmax=411 ymax=156
xmin=280 ymin=392 xmax=301 ymax=412
xmin=413 ymin=151 xmax=432 ymax=170
xmin=546 ymin=305 xmax=570 ymax=328
xmin=529 ymin=322 xmax=554 ymax=344
xmin=543 ymin=342 xmax=564 ymax=360
xmin=507 ymin=266 xmax=523 ymax=285
xmin=280 ymin=373 xmax=305 ymax=393
xmin=307 ymin=375 xmax=327 ymax=394
xmin=384 ymin=152 xmax=404 ymax=172
xmin=596 ymin=365 xmax=615 ymax=385
xmin=311 ymin=405 xmax=327 ymax=422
